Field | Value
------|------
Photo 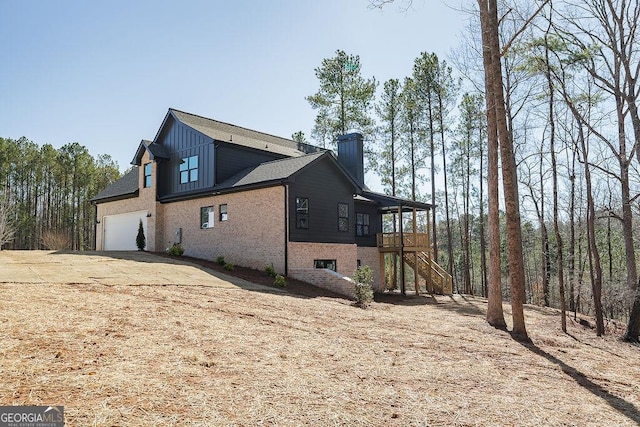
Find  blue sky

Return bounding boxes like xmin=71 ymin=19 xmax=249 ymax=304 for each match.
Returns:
xmin=0 ymin=0 xmax=468 ymax=183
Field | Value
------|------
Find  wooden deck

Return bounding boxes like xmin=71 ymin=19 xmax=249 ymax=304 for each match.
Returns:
xmin=376 ymin=232 xmax=430 ymax=252
xmin=376 ymin=232 xmax=453 ymax=295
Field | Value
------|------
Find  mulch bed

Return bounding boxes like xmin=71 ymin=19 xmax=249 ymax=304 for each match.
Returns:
xmin=156 ymin=253 xmax=349 ymax=300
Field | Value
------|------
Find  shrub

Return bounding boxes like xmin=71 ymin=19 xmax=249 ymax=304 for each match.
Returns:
xmin=136 ymin=219 xmax=146 ymax=251
xmin=224 ymin=262 xmax=234 ymax=271
xmin=352 ymin=265 xmax=374 ymax=308
xmin=273 ymin=274 xmax=286 ymax=287
xmin=265 ymin=264 xmax=276 ymax=278
xmin=216 ymin=256 xmax=226 ymax=265
xmin=41 ymin=230 xmax=70 ymax=250
xmin=167 ymin=243 xmax=184 ymax=256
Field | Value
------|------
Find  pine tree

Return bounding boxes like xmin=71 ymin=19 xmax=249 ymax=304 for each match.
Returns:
xmin=306 ymin=50 xmax=377 ymax=148
xmin=136 ymin=219 xmax=146 ymax=251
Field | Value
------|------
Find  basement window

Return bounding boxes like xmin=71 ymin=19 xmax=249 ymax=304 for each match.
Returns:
xmin=314 ymin=259 xmax=337 ymax=272
xmin=180 ymin=155 xmax=198 ymax=184
xmin=201 ymin=206 xmax=214 ymax=229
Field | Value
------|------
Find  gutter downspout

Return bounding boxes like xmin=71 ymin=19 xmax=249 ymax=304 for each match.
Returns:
xmin=92 ymin=202 xmax=98 ymax=251
xmin=282 ymin=182 xmax=288 ymax=276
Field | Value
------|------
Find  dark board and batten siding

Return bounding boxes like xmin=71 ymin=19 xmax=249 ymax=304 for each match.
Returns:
xmin=288 ymin=157 xmax=357 ymax=244
xmin=215 ymin=142 xmax=285 ymax=184
xmin=354 ymin=200 xmax=382 ymax=247
xmin=156 ymin=118 xmax=215 ymax=198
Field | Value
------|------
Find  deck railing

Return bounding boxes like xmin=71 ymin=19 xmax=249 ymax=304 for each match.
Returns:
xmin=376 ymin=232 xmax=430 ymax=249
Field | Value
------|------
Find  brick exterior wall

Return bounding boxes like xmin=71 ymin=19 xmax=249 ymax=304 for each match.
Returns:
xmin=95 ymin=151 xmax=160 ymax=251
xmin=357 ymin=246 xmax=384 ymax=292
xmin=287 ymin=241 xmax=358 ymax=276
xmin=287 ymin=241 xmax=359 ymax=297
xmin=161 ymin=186 xmax=286 ymax=272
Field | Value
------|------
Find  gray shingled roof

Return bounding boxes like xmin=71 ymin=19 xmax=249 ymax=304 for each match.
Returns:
xmin=171 ymin=109 xmax=323 ymax=158
xmin=215 ymin=151 xmax=327 ymax=190
xmin=131 ymin=140 xmax=170 ymax=165
xmin=90 ymin=167 xmax=139 ymax=202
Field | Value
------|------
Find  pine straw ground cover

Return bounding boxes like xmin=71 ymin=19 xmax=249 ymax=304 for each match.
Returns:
xmin=0 ymin=252 xmax=639 ymax=426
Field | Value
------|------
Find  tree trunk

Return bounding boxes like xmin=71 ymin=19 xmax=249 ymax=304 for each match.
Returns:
xmin=545 ymin=23 xmax=566 ymax=332
xmin=479 ymin=139 xmax=488 ymax=298
xmin=626 ymin=291 xmax=640 ymax=342
xmin=568 ymin=147 xmax=576 ymax=314
xmin=479 ymin=0 xmax=506 ymax=329
xmin=485 ymin=0 xmax=528 ymax=339
xmin=578 ymin=122 xmax=605 ymax=336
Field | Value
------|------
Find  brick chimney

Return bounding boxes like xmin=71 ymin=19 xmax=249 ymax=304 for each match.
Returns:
xmin=336 ymin=133 xmax=364 ymax=187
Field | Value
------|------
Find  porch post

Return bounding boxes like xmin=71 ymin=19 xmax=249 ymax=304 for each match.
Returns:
xmin=427 ymin=207 xmax=433 ymax=293
xmin=392 ymin=212 xmax=397 ymax=290
xmin=379 ymin=252 xmax=386 ymax=292
xmin=413 ymin=208 xmax=418 ymax=294
xmin=399 ymin=205 xmax=405 ymax=296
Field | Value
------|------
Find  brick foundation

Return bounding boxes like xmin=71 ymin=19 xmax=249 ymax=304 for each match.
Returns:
xmin=357 ymin=246 xmax=384 ymax=292
xmin=288 ymin=268 xmax=356 ymax=299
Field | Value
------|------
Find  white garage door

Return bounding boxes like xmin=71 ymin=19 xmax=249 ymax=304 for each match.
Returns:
xmin=103 ymin=211 xmax=148 ymax=251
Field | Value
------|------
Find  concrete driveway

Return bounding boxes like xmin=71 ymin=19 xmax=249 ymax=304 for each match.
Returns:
xmin=0 ymin=250 xmax=275 ymax=292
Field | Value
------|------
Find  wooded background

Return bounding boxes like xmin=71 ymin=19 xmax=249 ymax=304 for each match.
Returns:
xmin=0 ymin=137 xmax=120 ymax=251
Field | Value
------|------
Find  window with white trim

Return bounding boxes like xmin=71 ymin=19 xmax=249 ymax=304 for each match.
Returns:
xmin=201 ymin=206 xmax=214 ymax=229
xmin=314 ymin=259 xmax=337 ymax=271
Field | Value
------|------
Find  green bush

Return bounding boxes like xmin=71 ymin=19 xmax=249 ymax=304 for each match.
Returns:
xmin=167 ymin=243 xmax=184 ymax=256
xmin=273 ymin=274 xmax=286 ymax=287
xmin=265 ymin=264 xmax=276 ymax=278
xmin=216 ymin=256 xmax=225 ymax=265
xmin=352 ymin=265 xmax=374 ymax=308
xmin=224 ymin=262 xmax=234 ymax=271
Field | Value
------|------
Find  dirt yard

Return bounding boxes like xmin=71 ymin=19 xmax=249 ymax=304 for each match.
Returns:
xmin=0 ymin=251 xmax=638 ymax=426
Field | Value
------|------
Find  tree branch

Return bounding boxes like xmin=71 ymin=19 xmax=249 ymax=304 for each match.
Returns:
xmin=501 ymin=0 xmax=551 ymax=57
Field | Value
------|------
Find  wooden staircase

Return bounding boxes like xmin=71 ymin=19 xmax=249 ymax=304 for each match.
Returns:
xmin=403 ymin=251 xmax=453 ymax=295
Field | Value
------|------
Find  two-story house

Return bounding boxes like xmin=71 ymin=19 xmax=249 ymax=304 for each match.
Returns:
xmin=91 ymin=109 xmax=452 ymax=296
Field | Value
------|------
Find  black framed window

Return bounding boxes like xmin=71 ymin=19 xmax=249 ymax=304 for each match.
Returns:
xmin=338 ymin=203 xmax=349 ymax=232
xmin=219 ymin=204 xmax=228 ymax=221
xmin=314 ymin=259 xmax=337 ymax=271
xmin=356 ymin=213 xmax=370 ymax=236
xmin=143 ymin=162 xmax=152 ymax=188
xmin=296 ymin=197 xmax=309 ymax=229
xmin=201 ymin=206 xmax=214 ymax=229
xmin=180 ymin=155 xmax=198 ymax=184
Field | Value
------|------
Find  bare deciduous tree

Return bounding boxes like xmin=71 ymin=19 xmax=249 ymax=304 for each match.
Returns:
xmin=0 ymin=196 xmax=15 ymax=249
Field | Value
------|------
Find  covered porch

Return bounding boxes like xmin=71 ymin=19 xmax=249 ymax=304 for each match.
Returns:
xmin=362 ymin=191 xmax=452 ymax=296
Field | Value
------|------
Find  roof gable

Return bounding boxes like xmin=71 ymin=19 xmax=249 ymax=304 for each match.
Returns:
xmin=167 ymin=109 xmax=324 ymax=158
xmin=131 ymin=140 xmax=170 ymax=166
